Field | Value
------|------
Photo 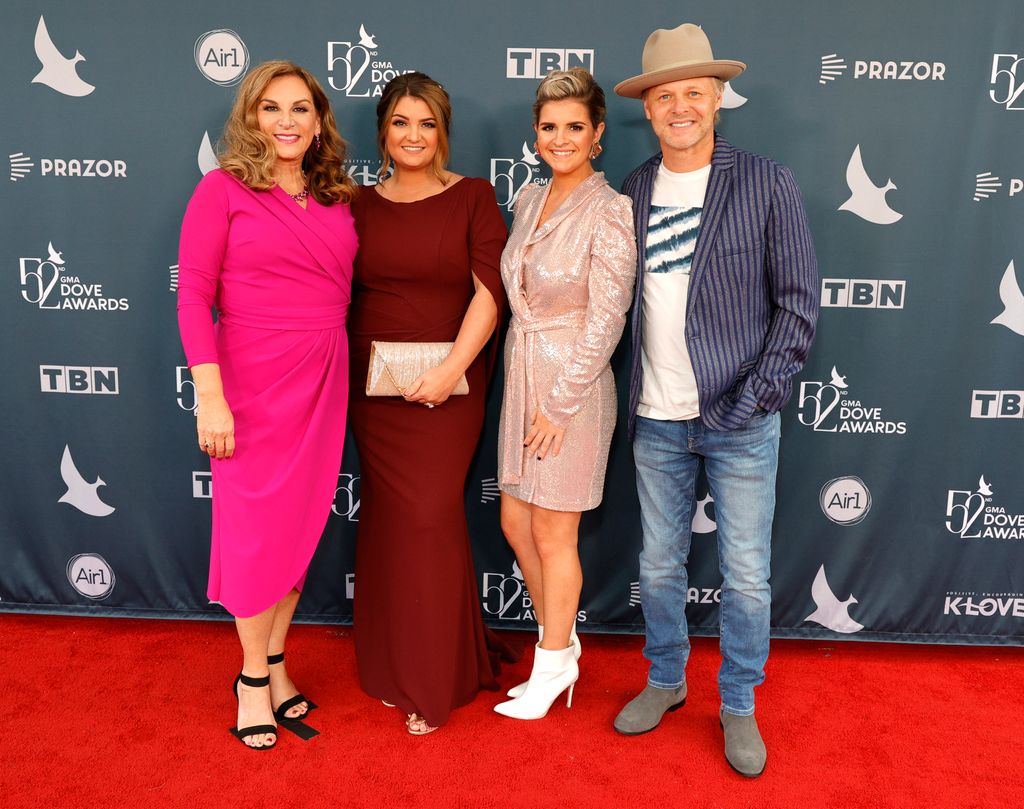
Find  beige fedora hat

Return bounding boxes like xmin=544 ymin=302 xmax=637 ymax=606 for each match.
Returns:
xmin=614 ymin=23 xmax=746 ymax=98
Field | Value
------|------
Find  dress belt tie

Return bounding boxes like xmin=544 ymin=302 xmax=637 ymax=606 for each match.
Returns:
xmin=500 ymin=310 xmax=587 ymax=487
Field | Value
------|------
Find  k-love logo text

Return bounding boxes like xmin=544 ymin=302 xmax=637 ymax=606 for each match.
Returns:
xmin=797 ymin=366 xmax=907 ymax=434
xmin=945 ymin=476 xmax=1024 ymax=541
xmin=819 ymin=54 xmax=945 ymax=85
xmin=944 ymin=591 xmax=1024 ymax=618
xmin=19 ymin=242 xmax=129 ymax=311
xmin=328 ymin=25 xmax=414 ymax=97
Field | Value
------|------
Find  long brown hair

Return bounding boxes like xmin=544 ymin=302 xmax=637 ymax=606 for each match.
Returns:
xmin=375 ymin=72 xmax=452 ymax=184
xmin=219 ymin=60 xmax=356 ymax=205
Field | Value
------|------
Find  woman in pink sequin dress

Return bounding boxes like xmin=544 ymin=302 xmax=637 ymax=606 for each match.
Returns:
xmin=177 ymin=62 xmax=358 ymax=749
xmin=495 ymin=69 xmax=636 ymax=720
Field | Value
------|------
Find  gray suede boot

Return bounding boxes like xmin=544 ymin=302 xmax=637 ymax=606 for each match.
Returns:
xmin=720 ymin=709 xmax=767 ymax=777
xmin=613 ymin=682 xmax=686 ymax=735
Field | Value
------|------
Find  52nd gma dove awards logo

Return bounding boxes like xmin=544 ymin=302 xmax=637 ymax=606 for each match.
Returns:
xmin=797 ymin=367 xmax=908 ymax=434
xmin=328 ymin=24 xmax=414 ymax=97
xmin=945 ymin=476 xmax=1024 ymax=541
xmin=18 ymin=242 xmax=130 ymax=311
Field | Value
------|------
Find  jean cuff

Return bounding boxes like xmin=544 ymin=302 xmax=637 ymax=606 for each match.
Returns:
xmin=720 ymin=703 xmax=755 ymax=717
xmin=647 ymin=677 xmax=685 ymax=690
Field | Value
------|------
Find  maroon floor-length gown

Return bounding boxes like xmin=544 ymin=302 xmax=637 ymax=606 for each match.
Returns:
xmin=349 ymin=177 xmax=512 ymax=727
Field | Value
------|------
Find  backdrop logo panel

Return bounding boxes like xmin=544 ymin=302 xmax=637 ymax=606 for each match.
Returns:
xmin=176 ymin=367 xmax=197 ymax=414
xmin=944 ymin=591 xmax=1024 ymax=617
xmin=192 ymin=471 xmax=212 ymax=499
xmin=505 ymin=48 xmax=594 ymax=79
xmin=820 ymin=476 xmax=872 ymax=525
xmin=66 ymin=553 xmax=114 ymax=599
xmin=331 ymin=473 xmax=360 ymax=521
xmin=482 ymin=562 xmax=534 ymax=622
xmin=32 ymin=16 xmax=94 ymax=97
xmin=346 ymin=158 xmax=382 ymax=186
xmin=18 ymin=242 xmax=130 ymax=312
xmin=40 ymin=365 xmax=119 ymax=395
xmin=194 ymin=30 xmax=249 ymax=86
xmin=972 ymin=171 xmax=1024 ymax=202
xmin=490 ymin=143 xmax=541 ymax=210
xmin=169 ymin=264 xmax=178 ymax=292
xmin=970 ymin=390 xmax=1023 ymax=419
xmin=839 ymin=145 xmax=902 ymax=224
xmin=197 ymin=132 xmax=219 ymax=175
xmin=992 ymin=260 xmax=1024 ymax=335
xmin=59 ymin=445 xmax=114 ymax=517
xmin=804 ymin=564 xmax=864 ymax=633
xmin=821 ymin=278 xmax=906 ymax=309
xmin=7 ymin=154 xmax=126 ymax=180
xmin=945 ymin=476 xmax=1023 ymax=540
xmin=989 ymin=53 xmax=1024 ymax=110
xmin=819 ymin=53 xmax=945 ymax=85
xmin=797 ymin=367 xmax=908 ymax=434
xmin=327 ymin=25 xmax=414 ymax=97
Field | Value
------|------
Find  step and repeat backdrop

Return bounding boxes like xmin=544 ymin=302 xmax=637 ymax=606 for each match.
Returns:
xmin=1 ymin=1 xmax=1022 ymax=644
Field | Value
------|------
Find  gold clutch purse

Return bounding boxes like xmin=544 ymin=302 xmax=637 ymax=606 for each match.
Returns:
xmin=365 ymin=341 xmax=469 ymax=396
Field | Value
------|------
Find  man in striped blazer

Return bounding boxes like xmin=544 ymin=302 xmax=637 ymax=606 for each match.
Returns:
xmin=611 ymin=25 xmax=818 ymax=778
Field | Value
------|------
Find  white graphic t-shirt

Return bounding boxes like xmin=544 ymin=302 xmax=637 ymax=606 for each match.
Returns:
xmin=638 ymin=162 xmax=711 ymax=421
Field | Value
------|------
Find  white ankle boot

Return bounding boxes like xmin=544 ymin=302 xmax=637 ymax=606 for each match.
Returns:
xmin=494 ymin=643 xmax=578 ymax=720
xmin=506 ymin=624 xmax=581 ymax=698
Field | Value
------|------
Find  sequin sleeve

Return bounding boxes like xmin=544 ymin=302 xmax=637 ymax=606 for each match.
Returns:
xmin=540 ymin=193 xmax=637 ymax=427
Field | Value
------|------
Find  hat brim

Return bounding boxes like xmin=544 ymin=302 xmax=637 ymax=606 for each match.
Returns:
xmin=613 ymin=60 xmax=746 ymax=98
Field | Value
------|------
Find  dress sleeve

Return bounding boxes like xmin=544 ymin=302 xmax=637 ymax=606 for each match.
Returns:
xmin=541 ymin=193 xmax=637 ymax=428
xmin=467 ymin=179 xmax=509 ymax=381
xmin=177 ymin=171 xmax=230 ymax=367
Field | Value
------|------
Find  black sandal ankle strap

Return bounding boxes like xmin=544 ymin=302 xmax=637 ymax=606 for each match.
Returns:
xmin=267 ymin=652 xmax=285 ymax=665
xmin=238 ymin=672 xmax=271 ymax=688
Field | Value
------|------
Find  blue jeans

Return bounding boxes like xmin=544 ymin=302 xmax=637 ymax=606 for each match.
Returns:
xmin=633 ymin=411 xmax=780 ymax=716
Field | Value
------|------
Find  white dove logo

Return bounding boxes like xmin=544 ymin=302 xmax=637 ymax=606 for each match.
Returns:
xmin=32 ymin=16 xmax=95 ymax=97
xmin=804 ymin=565 xmax=863 ymax=634
xmin=521 ymin=142 xmax=539 ymax=166
xmin=991 ymin=260 xmax=1024 ymax=337
xmin=511 ymin=560 xmax=524 ymax=581
xmin=977 ymin=475 xmax=993 ymax=498
xmin=829 ymin=366 xmax=847 ymax=388
xmin=197 ymin=131 xmax=219 ymax=175
xmin=721 ymin=81 xmax=747 ymax=109
xmin=47 ymin=242 xmax=64 ymax=264
xmin=838 ymin=145 xmax=902 ymax=225
xmin=358 ymin=24 xmax=377 ymax=49
xmin=692 ymin=493 xmax=717 ymax=534
xmin=58 ymin=445 xmax=114 ymax=517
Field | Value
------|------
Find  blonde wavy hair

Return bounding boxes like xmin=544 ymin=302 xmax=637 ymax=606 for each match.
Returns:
xmin=532 ymin=68 xmax=606 ymax=127
xmin=219 ymin=61 xmax=356 ymax=205
xmin=375 ymin=72 xmax=452 ymax=185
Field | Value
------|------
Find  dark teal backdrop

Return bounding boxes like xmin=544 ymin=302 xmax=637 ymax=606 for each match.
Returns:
xmin=2 ymin=0 xmax=1022 ymax=644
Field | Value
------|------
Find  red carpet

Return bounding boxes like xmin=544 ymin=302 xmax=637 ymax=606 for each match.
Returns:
xmin=4 ymin=614 xmax=1021 ymax=809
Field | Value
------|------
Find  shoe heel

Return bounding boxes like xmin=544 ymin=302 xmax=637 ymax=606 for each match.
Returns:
xmin=566 ymin=682 xmax=575 ymax=709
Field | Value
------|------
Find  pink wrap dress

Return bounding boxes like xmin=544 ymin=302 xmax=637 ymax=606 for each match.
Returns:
xmin=498 ymin=172 xmax=636 ymax=511
xmin=177 ymin=169 xmax=357 ymax=618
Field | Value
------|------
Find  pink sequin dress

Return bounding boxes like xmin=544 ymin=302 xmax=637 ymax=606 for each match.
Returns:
xmin=498 ymin=172 xmax=636 ymax=511
xmin=177 ymin=169 xmax=357 ymax=618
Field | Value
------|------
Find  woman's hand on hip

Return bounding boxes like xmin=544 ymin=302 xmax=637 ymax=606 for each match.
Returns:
xmin=524 ymin=409 xmax=565 ymax=461
xmin=404 ymin=364 xmax=463 ymax=408
xmin=197 ymin=394 xmax=235 ymax=459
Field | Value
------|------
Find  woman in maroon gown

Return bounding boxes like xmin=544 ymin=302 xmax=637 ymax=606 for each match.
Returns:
xmin=348 ymin=72 xmax=510 ymax=734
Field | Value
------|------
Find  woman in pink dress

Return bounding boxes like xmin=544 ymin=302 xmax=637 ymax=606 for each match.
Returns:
xmin=177 ymin=61 xmax=357 ymax=750
xmin=494 ymin=69 xmax=636 ymax=719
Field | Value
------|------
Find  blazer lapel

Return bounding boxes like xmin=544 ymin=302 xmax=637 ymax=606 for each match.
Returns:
xmin=688 ymin=136 xmax=736 ymax=311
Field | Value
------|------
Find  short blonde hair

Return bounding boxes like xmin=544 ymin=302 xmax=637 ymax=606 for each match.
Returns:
xmin=376 ymin=72 xmax=452 ymax=184
xmin=219 ymin=61 xmax=356 ymax=205
xmin=532 ymin=68 xmax=606 ymax=127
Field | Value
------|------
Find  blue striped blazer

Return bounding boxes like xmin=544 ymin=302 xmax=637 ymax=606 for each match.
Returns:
xmin=622 ymin=136 xmax=819 ymax=437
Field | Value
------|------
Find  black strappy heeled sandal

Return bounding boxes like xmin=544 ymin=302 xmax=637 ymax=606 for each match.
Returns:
xmin=267 ymin=652 xmax=318 ymax=722
xmin=230 ymin=673 xmax=277 ymax=750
